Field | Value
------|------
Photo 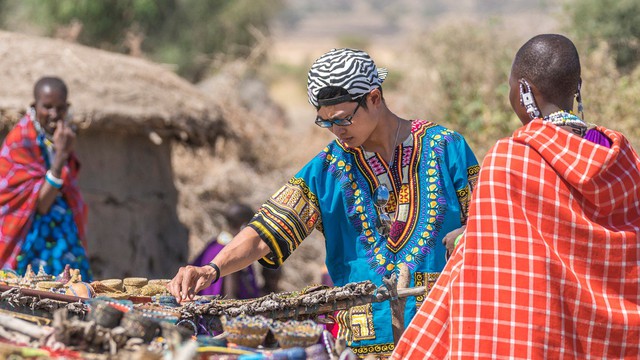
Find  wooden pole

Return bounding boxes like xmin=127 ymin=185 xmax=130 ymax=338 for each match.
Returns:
xmin=397 ymin=286 xmax=424 ymax=298
xmin=200 ymin=283 xmax=429 ymax=321
xmin=248 ymin=293 xmax=381 ymax=320
xmin=0 ymin=313 xmax=51 ymax=338
xmin=387 ymin=264 xmax=410 ymax=344
xmin=0 ymin=284 xmax=84 ymax=303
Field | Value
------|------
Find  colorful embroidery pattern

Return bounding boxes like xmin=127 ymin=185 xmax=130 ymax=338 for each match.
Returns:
xmin=458 ymin=164 xmax=480 ymax=224
xmin=414 ymin=272 xmax=441 ymax=309
xmin=250 ymin=178 xmax=321 ymax=267
xmin=350 ymin=304 xmax=376 ymax=341
xmin=351 ymin=342 xmax=395 ymax=357
xmin=336 ymin=304 xmax=379 ymax=346
xmin=468 ymin=164 xmax=480 ymax=185
xmin=356 ymin=121 xmax=456 ymax=275
xmin=335 ymin=309 xmax=351 ymax=343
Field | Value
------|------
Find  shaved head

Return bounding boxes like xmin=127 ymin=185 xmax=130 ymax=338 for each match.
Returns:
xmin=223 ymin=203 xmax=254 ymax=229
xmin=512 ymin=34 xmax=581 ymax=103
xmin=33 ymin=76 xmax=68 ymax=101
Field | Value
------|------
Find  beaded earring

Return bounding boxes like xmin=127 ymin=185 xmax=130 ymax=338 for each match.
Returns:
xmin=576 ymin=80 xmax=584 ymax=119
xmin=519 ymin=79 xmax=541 ymax=119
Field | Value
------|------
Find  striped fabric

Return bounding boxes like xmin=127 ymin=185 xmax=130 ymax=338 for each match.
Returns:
xmin=307 ymin=48 xmax=387 ymax=107
xmin=392 ymin=119 xmax=640 ymax=359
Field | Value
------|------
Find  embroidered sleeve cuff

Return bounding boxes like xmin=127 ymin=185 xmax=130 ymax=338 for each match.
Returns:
xmin=248 ymin=221 xmax=288 ymax=270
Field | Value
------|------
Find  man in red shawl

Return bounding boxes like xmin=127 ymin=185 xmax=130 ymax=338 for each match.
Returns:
xmin=0 ymin=77 xmax=90 ymax=280
xmin=393 ymin=34 xmax=640 ymax=359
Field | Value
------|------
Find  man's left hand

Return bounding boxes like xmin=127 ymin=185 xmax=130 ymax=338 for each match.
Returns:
xmin=442 ymin=225 xmax=466 ymax=258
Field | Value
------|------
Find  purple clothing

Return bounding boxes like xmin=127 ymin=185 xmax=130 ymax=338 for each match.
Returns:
xmin=585 ymin=128 xmax=612 ymax=148
xmin=191 ymin=237 xmax=259 ymax=298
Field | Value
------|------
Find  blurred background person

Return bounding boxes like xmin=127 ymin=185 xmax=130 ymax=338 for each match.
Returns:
xmin=191 ymin=202 xmax=281 ymax=298
xmin=0 ymin=76 xmax=90 ymax=281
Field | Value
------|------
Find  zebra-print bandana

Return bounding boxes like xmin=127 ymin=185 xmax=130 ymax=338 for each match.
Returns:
xmin=307 ymin=48 xmax=388 ymax=107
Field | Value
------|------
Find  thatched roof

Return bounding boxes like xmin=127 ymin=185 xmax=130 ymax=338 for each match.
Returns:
xmin=0 ymin=30 xmax=224 ymax=145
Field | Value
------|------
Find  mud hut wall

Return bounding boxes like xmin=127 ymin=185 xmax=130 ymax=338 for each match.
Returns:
xmin=75 ymin=130 xmax=188 ymax=279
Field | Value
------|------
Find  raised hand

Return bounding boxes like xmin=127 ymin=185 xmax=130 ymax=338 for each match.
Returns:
xmin=50 ymin=120 xmax=76 ymax=175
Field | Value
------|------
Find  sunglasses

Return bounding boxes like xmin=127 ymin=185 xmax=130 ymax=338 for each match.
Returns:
xmin=373 ymin=184 xmax=393 ymax=237
xmin=314 ymin=98 xmax=364 ymax=128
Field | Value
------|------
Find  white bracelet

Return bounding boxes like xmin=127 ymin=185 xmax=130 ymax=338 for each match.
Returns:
xmin=45 ymin=170 xmax=64 ymax=188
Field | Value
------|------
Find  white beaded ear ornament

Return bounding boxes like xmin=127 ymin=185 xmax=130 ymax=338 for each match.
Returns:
xmin=576 ymin=80 xmax=584 ymax=119
xmin=519 ymin=79 xmax=541 ymax=119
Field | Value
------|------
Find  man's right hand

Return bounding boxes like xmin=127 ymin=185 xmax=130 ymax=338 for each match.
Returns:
xmin=167 ymin=228 xmax=270 ymax=303
xmin=167 ymin=265 xmax=217 ymax=303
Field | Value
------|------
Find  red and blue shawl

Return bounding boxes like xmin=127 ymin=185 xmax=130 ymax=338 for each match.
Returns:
xmin=0 ymin=115 xmax=87 ymax=269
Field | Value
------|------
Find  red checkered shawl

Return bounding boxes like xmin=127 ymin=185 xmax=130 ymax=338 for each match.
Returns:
xmin=0 ymin=115 xmax=87 ymax=268
xmin=393 ymin=119 xmax=640 ymax=359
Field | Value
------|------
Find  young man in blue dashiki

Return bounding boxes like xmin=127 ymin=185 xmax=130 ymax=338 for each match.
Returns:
xmin=168 ymin=48 xmax=479 ymax=359
xmin=253 ymin=49 xmax=479 ymax=357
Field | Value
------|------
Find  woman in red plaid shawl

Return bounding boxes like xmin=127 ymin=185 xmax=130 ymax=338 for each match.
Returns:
xmin=0 ymin=77 xmax=90 ymax=281
xmin=393 ymin=34 xmax=640 ymax=359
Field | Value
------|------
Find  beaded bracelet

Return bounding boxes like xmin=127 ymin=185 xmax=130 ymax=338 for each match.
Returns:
xmin=176 ymin=319 xmax=198 ymax=336
xmin=323 ymin=330 xmax=336 ymax=356
xmin=206 ymin=262 xmax=221 ymax=284
xmin=45 ymin=170 xmax=63 ymax=188
xmin=454 ymin=233 xmax=464 ymax=248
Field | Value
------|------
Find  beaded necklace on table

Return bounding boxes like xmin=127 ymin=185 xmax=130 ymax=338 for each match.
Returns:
xmin=542 ymin=110 xmax=591 ymax=137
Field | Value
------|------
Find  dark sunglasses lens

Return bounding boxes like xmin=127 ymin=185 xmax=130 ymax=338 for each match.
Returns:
xmin=334 ymin=118 xmax=352 ymax=126
xmin=315 ymin=119 xmax=333 ymax=128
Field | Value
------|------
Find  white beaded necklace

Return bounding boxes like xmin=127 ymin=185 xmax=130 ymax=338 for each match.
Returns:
xmin=28 ymin=107 xmax=55 ymax=158
xmin=543 ymin=110 xmax=588 ymax=137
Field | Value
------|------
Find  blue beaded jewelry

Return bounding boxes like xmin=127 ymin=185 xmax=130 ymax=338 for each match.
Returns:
xmin=45 ymin=170 xmax=63 ymax=189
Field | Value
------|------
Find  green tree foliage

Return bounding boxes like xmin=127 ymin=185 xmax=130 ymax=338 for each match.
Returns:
xmin=565 ymin=0 xmax=640 ymax=71
xmin=5 ymin=0 xmax=282 ymax=81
